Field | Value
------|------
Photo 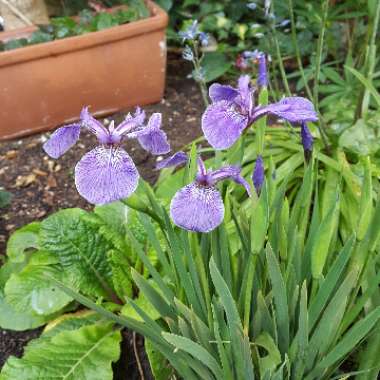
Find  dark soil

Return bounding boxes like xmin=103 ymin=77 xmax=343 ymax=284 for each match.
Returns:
xmin=0 ymin=55 xmax=204 ymax=377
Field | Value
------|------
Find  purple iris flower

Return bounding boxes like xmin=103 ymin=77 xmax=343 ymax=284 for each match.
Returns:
xmin=243 ymin=50 xmax=267 ymax=87
xmin=170 ymin=157 xmax=251 ymax=233
xmin=202 ymin=75 xmax=318 ymax=150
xmin=43 ymin=107 xmax=170 ymax=205
xmin=252 ymin=155 xmax=264 ymax=195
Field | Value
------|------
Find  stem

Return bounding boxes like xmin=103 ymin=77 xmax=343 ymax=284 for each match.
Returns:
xmin=133 ymin=332 xmax=145 ymax=380
xmin=360 ymin=0 xmax=380 ymax=117
xmin=312 ymin=0 xmax=331 ymax=149
xmin=271 ymin=29 xmax=291 ymax=96
xmin=313 ymin=0 xmax=329 ymax=108
xmin=192 ymin=41 xmax=209 ymax=108
xmin=288 ymin=0 xmax=313 ymax=100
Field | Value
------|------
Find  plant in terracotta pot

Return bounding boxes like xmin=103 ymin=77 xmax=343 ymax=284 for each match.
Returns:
xmin=0 ymin=0 xmax=168 ymax=141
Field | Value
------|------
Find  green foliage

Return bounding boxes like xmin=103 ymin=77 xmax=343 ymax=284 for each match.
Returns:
xmin=42 ymin=160 xmax=380 ymax=379
xmin=0 ymin=1 xmax=148 ymax=52
xmin=0 ymin=322 xmax=121 ymax=380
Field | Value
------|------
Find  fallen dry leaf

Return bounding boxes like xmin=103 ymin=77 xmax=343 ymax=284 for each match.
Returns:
xmin=5 ymin=150 xmax=17 ymax=159
xmin=15 ymin=173 xmax=37 ymax=188
xmin=33 ymin=168 xmax=48 ymax=177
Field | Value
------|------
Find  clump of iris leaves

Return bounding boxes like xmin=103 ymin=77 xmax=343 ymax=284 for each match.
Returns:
xmin=0 ymin=0 xmax=149 ymax=52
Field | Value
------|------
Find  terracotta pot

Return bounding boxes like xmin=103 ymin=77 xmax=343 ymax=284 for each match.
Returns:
xmin=0 ymin=0 xmax=168 ymax=140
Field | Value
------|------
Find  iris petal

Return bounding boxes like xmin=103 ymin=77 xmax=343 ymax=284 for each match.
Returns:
xmin=80 ymin=107 xmax=109 ymax=142
xmin=210 ymin=166 xmax=251 ymax=196
xmin=170 ymin=183 xmax=224 ymax=233
xmin=75 ymin=146 xmax=139 ymax=205
xmin=114 ymin=107 xmax=146 ymax=137
xmin=202 ymin=101 xmax=249 ymax=150
xmin=209 ymin=83 xmax=239 ymax=103
xmin=128 ymin=113 xmax=170 ymax=155
xmin=43 ymin=124 xmax=81 ymax=159
xmin=255 ymin=97 xmax=318 ymax=123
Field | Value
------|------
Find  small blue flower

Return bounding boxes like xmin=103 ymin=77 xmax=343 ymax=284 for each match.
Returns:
xmin=199 ymin=32 xmax=209 ymax=47
xmin=179 ymin=20 xmax=199 ymax=43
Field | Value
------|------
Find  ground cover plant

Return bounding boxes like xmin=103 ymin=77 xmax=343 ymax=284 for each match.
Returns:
xmin=1 ymin=0 xmax=380 ymax=379
xmin=0 ymin=0 xmax=149 ymax=52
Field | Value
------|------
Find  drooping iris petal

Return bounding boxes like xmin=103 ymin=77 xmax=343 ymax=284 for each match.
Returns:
xmin=128 ymin=113 xmax=170 ymax=155
xmin=75 ymin=146 xmax=139 ymax=205
xmin=170 ymin=183 xmax=224 ymax=233
xmin=202 ymin=100 xmax=249 ymax=150
xmin=156 ymin=151 xmax=188 ymax=170
xmin=255 ymin=97 xmax=318 ymax=123
xmin=43 ymin=124 xmax=81 ymax=159
xmin=209 ymin=165 xmax=251 ymax=196
xmin=209 ymin=83 xmax=239 ymax=103
xmin=80 ymin=107 xmax=109 ymax=143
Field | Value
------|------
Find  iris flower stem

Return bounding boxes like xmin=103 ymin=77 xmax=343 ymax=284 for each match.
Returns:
xmin=360 ymin=0 xmax=380 ymax=118
xmin=255 ymin=87 xmax=269 ymax=155
xmin=313 ymin=0 xmax=329 ymax=108
xmin=287 ymin=0 xmax=313 ymax=101
xmin=192 ymin=41 xmax=209 ymax=108
xmin=313 ymin=0 xmax=331 ymax=150
xmin=271 ymin=28 xmax=291 ymax=97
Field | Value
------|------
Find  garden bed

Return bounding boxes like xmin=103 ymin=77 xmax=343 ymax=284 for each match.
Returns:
xmin=0 ymin=55 xmax=203 ymax=376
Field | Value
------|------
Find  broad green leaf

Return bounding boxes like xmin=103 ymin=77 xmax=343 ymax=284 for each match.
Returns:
xmin=339 ymin=119 xmax=379 ymax=156
xmin=201 ymin=52 xmax=232 ymax=82
xmin=6 ymin=222 xmax=40 ymax=262
xmin=0 ymin=261 xmax=54 ymax=331
xmin=0 ymin=290 xmax=49 ymax=331
xmin=0 ymin=323 xmax=121 ymax=380
xmin=108 ymin=250 xmax=133 ymax=300
xmin=94 ymin=201 xmax=128 ymax=237
xmin=40 ymin=209 xmax=114 ymax=299
xmin=4 ymin=253 xmax=72 ymax=315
